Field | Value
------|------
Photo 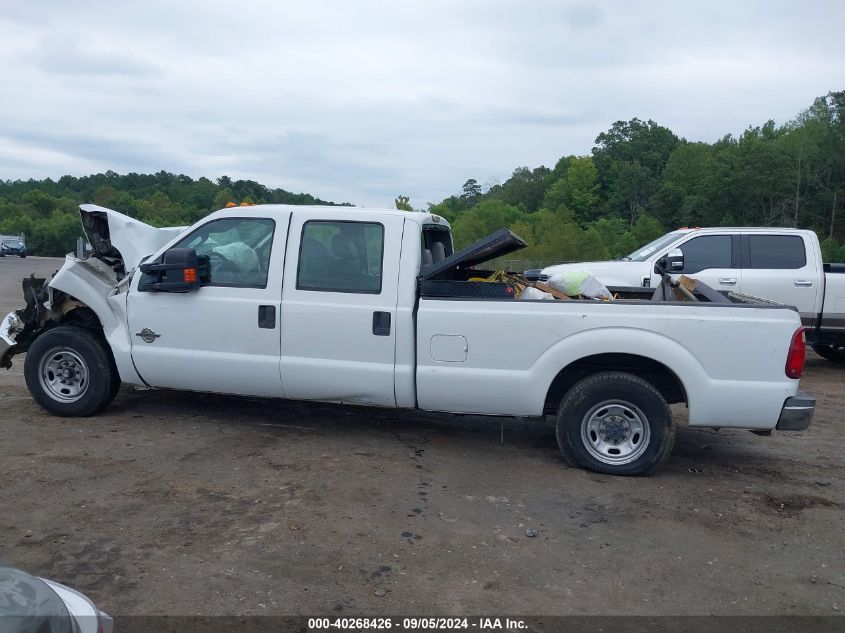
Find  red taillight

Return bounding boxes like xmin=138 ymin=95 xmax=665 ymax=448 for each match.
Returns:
xmin=785 ymin=327 xmax=806 ymax=379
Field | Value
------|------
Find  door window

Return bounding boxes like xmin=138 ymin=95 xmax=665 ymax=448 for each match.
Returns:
xmin=678 ymin=235 xmax=733 ymax=274
xmin=747 ymin=235 xmax=806 ymax=269
xmin=297 ymin=221 xmax=384 ymax=293
xmin=173 ymin=218 xmax=275 ymax=287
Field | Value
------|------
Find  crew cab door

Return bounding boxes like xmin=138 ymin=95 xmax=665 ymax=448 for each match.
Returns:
xmin=740 ymin=233 xmax=821 ymax=325
xmin=654 ymin=233 xmax=741 ymax=292
xmin=279 ymin=213 xmax=404 ymax=406
xmin=127 ymin=214 xmax=287 ymax=397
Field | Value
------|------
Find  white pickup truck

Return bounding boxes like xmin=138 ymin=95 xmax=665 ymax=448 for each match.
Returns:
xmin=0 ymin=205 xmax=815 ymax=476
xmin=539 ymin=227 xmax=845 ymax=362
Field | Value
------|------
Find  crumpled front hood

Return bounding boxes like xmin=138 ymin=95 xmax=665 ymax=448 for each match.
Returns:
xmin=79 ymin=204 xmax=185 ymax=272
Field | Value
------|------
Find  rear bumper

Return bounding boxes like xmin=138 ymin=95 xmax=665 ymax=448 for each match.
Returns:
xmin=776 ymin=392 xmax=815 ymax=431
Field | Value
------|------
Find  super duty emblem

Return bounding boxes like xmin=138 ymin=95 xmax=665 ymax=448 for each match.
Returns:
xmin=135 ymin=328 xmax=161 ymax=344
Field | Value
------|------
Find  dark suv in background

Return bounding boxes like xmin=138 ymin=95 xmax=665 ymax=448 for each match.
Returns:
xmin=0 ymin=238 xmax=26 ymax=258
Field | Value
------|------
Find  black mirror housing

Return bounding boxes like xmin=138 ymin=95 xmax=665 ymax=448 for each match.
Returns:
xmin=138 ymin=248 xmax=203 ymax=292
xmin=654 ymin=248 xmax=684 ymax=275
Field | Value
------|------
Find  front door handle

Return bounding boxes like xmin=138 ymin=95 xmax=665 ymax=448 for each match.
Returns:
xmin=719 ymin=278 xmax=737 ymax=285
xmin=794 ymin=280 xmax=813 ymax=287
xmin=372 ymin=311 xmax=391 ymax=336
xmin=258 ymin=305 xmax=276 ymax=329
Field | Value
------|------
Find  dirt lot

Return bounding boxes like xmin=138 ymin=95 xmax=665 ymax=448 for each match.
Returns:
xmin=1 ymin=256 xmax=843 ymax=616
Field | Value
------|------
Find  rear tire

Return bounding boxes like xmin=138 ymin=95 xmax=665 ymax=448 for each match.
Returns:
xmin=555 ymin=372 xmax=675 ymax=476
xmin=24 ymin=326 xmax=118 ymax=417
xmin=812 ymin=343 xmax=845 ymax=363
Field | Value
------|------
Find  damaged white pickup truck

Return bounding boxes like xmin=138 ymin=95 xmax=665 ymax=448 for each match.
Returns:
xmin=1 ymin=204 xmax=815 ymax=475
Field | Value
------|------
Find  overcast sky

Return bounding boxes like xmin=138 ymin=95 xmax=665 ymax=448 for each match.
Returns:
xmin=1 ymin=1 xmax=842 ymax=208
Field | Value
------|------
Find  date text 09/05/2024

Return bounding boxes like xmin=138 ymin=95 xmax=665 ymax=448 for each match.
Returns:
xmin=307 ymin=617 xmax=527 ymax=630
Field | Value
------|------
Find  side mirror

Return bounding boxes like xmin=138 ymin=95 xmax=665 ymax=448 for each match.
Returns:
xmin=138 ymin=248 xmax=204 ymax=292
xmin=654 ymin=248 xmax=684 ymax=275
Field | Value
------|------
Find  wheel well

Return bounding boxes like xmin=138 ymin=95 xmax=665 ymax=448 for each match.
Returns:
xmin=543 ymin=353 xmax=687 ymax=415
xmin=55 ymin=306 xmax=119 ymax=376
xmin=62 ymin=306 xmax=103 ymax=330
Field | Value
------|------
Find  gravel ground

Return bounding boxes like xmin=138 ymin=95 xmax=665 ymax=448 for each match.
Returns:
xmin=0 ymin=256 xmax=843 ymax=616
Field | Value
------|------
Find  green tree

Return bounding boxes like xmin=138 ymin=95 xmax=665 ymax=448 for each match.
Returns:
xmin=460 ymin=179 xmax=482 ymax=206
xmin=212 ymin=188 xmax=235 ymax=210
xmin=488 ymin=166 xmax=552 ymax=212
xmin=607 ymin=160 xmax=653 ymax=225
xmin=450 ymin=200 xmax=526 ymax=249
xmin=593 ymin=118 xmax=680 ymax=181
xmin=632 ymin=214 xmax=664 ymax=245
xmin=21 ymin=189 xmax=59 ymax=217
xmin=395 ymin=195 xmax=413 ymax=211
xmin=566 ymin=157 xmax=600 ymax=222
xmin=593 ymin=118 xmax=679 ymax=221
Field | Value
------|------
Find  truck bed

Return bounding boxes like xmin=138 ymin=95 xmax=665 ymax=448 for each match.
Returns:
xmin=415 ymin=290 xmax=801 ymax=430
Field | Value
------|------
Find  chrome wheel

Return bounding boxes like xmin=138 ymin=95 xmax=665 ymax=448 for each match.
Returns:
xmin=38 ymin=347 xmax=89 ymax=403
xmin=580 ymin=400 xmax=651 ymax=465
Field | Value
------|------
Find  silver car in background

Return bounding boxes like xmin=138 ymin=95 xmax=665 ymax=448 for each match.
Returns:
xmin=0 ymin=239 xmax=27 ymax=258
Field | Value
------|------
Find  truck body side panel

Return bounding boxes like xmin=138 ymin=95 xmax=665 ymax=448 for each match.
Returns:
xmin=416 ymin=298 xmax=800 ymax=429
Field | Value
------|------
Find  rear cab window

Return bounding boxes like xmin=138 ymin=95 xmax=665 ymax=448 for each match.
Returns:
xmin=420 ymin=225 xmax=454 ymax=269
xmin=297 ymin=220 xmax=385 ymax=293
xmin=746 ymin=235 xmax=807 ymax=269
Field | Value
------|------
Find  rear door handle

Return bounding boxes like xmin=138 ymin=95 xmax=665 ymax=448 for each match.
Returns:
xmin=794 ymin=280 xmax=813 ymax=287
xmin=372 ymin=311 xmax=391 ymax=336
xmin=258 ymin=305 xmax=276 ymax=329
xmin=719 ymin=278 xmax=737 ymax=285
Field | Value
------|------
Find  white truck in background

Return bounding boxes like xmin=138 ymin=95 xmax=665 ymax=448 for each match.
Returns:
xmin=0 ymin=205 xmax=814 ymax=476
xmin=539 ymin=227 xmax=845 ymax=362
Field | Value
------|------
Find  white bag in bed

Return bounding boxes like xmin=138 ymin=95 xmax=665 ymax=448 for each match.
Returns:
xmin=547 ymin=270 xmax=611 ymax=300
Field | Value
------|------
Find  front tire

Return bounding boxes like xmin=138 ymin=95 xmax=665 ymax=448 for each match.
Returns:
xmin=812 ymin=343 xmax=845 ymax=363
xmin=24 ymin=326 xmax=118 ymax=417
xmin=555 ymin=372 xmax=675 ymax=476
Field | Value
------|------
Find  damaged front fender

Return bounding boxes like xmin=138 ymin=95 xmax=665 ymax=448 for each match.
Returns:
xmin=0 ymin=276 xmax=50 ymax=368
xmin=1 ymin=253 xmax=143 ymax=386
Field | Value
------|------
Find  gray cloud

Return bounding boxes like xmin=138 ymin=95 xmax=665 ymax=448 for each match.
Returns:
xmin=563 ymin=2 xmax=604 ymax=29
xmin=29 ymin=37 xmax=160 ymax=77
xmin=0 ymin=0 xmax=842 ymax=207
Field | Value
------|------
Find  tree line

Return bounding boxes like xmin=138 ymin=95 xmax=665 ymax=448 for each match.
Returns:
xmin=2 ymin=89 xmax=843 ymax=262
xmin=422 ymin=90 xmax=845 ymax=263
xmin=0 ymin=171 xmax=350 ymax=256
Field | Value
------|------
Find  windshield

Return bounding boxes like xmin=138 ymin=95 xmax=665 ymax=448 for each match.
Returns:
xmin=623 ymin=232 xmax=684 ymax=261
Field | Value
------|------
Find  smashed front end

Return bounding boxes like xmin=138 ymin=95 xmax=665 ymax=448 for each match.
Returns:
xmin=0 ymin=274 xmax=104 ymax=369
xmin=1 ymin=203 xmax=184 ymax=372
xmin=1 ymin=277 xmax=50 ymax=368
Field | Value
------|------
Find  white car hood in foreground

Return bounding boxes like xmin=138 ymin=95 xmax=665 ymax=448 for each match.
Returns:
xmin=79 ymin=204 xmax=185 ymax=272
